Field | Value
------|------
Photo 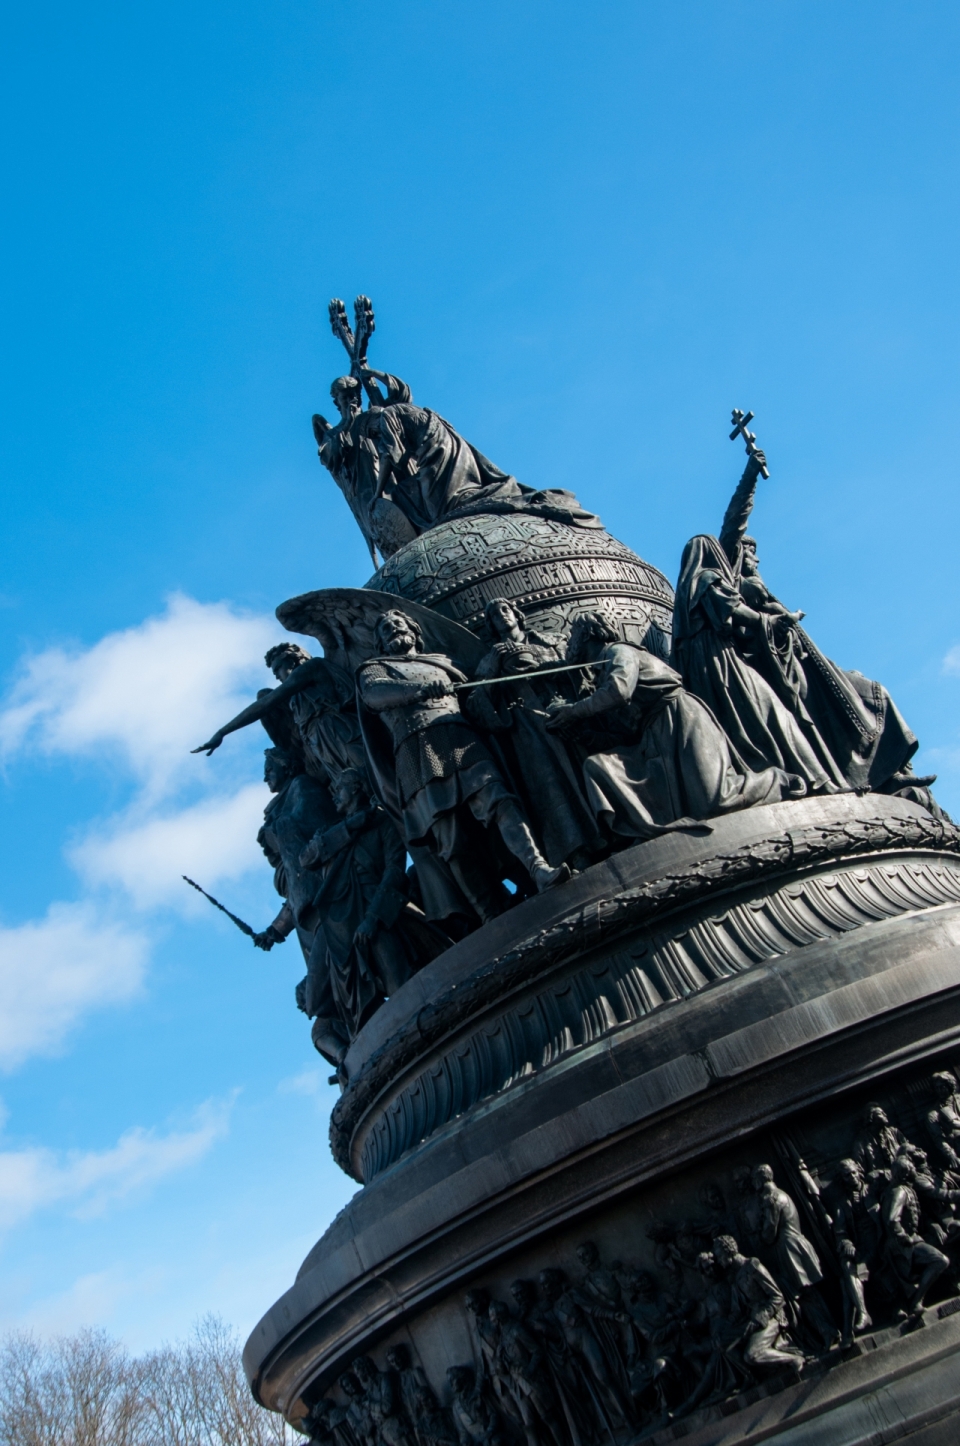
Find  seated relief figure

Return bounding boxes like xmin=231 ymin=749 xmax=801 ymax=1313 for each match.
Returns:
xmin=462 ymin=598 xmax=605 ymax=872
xmin=544 ymin=612 xmax=801 ymax=843
xmin=675 ymin=440 xmax=942 ymax=809
xmin=357 ymin=608 xmax=569 ymax=923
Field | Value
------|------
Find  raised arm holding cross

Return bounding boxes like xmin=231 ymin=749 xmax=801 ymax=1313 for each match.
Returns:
xmin=719 ymin=408 xmax=770 ymax=565
xmin=730 ymin=408 xmax=770 ymax=478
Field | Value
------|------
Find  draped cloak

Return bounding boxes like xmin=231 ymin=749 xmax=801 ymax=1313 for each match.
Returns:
xmin=672 ymin=535 xmax=843 ymax=791
xmin=573 ymin=644 xmax=787 ymax=841
xmin=300 ymin=805 xmax=446 ymax=1040
xmin=319 ymin=373 xmax=599 ymax=558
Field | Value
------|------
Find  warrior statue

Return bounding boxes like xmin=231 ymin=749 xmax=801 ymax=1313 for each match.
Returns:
xmin=193 ymin=641 xmax=368 ymax=787
xmin=252 ymin=746 xmax=350 ymax=1067
xmin=357 ymin=608 xmax=569 ymax=922
xmin=312 ymin=296 xmax=598 ymax=563
xmin=464 ymin=598 xmax=604 ymax=871
xmin=298 ymin=767 xmax=447 ymax=1040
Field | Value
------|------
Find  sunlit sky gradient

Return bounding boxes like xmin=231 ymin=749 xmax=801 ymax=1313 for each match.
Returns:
xmin=2 ymin=1 xmax=959 ymax=1346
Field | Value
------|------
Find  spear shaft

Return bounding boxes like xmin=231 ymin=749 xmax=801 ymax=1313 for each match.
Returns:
xmin=182 ymin=876 xmax=256 ymax=938
xmin=455 ymin=661 xmax=599 ymax=692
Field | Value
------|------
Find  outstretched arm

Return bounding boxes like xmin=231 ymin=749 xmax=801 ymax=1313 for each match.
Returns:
xmin=545 ymin=645 xmax=641 ymax=731
xmin=718 ymin=449 xmax=767 ymax=564
xmin=191 ymin=659 xmax=319 ymax=755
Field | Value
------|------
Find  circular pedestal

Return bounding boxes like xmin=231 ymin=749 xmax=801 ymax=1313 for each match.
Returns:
xmin=245 ymin=794 xmax=960 ymax=1443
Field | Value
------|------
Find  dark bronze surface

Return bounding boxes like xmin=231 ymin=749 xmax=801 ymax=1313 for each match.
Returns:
xmin=212 ymin=306 xmax=960 ymax=1441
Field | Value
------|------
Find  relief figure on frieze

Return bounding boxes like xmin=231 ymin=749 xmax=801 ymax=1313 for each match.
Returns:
xmin=446 ymin=1366 xmax=506 ymax=1446
xmin=880 ymin=1156 xmax=951 ymax=1315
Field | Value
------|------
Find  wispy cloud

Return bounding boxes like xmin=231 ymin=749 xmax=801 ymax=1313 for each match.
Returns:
xmin=943 ymin=645 xmax=960 ymax=677
xmin=0 ymin=904 xmax=147 ymax=1071
xmin=0 ymin=594 xmax=291 ymax=1069
xmin=0 ymin=1097 xmax=234 ymax=1232
xmin=0 ymin=592 xmax=282 ymax=803
xmin=71 ymin=784 xmax=270 ymax=911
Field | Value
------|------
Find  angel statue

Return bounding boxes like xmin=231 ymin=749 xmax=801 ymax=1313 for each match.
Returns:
xmin=312 ymin=296 xmax=599 ymax=563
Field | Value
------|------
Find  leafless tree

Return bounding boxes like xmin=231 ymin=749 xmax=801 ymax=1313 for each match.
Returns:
xmin=0 ymin=1317 xmax=296 ymax=1446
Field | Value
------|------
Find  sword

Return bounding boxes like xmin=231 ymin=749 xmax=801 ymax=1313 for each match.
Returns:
xmin=455 ymin=661 xmax=600 ymax=692
xmin=182 ymin=876 xmax=256 ymax=937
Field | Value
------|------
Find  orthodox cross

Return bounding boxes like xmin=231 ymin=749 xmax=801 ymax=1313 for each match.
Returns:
xmin=329 ymin=295 xmax=376 ymax=378
xmin=729 ymin=408 xmax=770 ymax=478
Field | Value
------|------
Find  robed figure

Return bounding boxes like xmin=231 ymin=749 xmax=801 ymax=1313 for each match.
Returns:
xmin=463 ymin=598 xmax=605 ymax=871
xmin=313 ymin=351 xmax=598 ymax=562
xmin=299 ymin=768 xmax=447 ymax=1039
xmin=698 ymin=452 xmax=936 ymax=803
xmin=252 ymin=746 xmax=350 ymax=1067
xmin=545 ymin=614 xmax=798 ymax=843
xmin=672 ymin=451 xmax=847 ymax=795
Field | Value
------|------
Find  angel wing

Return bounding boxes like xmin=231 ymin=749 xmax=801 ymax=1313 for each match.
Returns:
xmin=275 ymin=587 xmax=486 ymax=677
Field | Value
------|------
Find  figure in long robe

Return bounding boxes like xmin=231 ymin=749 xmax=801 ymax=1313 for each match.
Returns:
xmin=545 ymin=614 xmax=799 ymax=843
xmin=711 ymin=449 xmax=938 ymax=804
xmin=313 ymin=367 xmax=599 ymax=561
xmin=673 ymin=527 xmax=844 ymax=794
xmin=251 ymin=746 xmax=349 ymax=1066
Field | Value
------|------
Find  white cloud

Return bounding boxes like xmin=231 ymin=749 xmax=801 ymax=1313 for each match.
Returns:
xmin=0 ymin=904 xmax=148 ymax=1071
xmin=13 ymin=1268 xmax=161 ymax=1339
xmin=72 ymin=784 xmax=270 ymax=911
xmin=0 ymin=1097 xmax=233 ymax=1233
xmin=0 ymin=593 xmax=283 ymax=802
xmin=277 ymin=1066 xmax=326 ymax=1097
xmin=0 ymin=596 xmax=292 ymax=1071
xmin=943 ymin=645 xmax=960 ymax=677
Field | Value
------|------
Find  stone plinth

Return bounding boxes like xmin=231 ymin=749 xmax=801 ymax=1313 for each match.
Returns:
xmin=244 ymin=793 xmax=960 ymax=1443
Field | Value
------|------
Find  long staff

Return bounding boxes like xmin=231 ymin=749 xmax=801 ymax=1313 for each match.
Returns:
xmin=182 ymin=876 xmax=256 ymax=938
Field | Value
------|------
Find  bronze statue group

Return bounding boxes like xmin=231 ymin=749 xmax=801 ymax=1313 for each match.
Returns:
xmin=189 ymin=301 xmax=958 ymax=1437
xmin=193 ymin=361 xmax=942 ymax=1071
xmin=298 ymin=1066 xmax=960 ymax=1443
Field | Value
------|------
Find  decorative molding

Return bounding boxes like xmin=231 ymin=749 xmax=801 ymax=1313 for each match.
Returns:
xmin=366 ymin=514 xmax=674 ymax=651
xmin=331 ymin=811 xmax=960 ymax=1178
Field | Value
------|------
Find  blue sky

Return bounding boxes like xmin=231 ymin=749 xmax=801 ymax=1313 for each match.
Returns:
xmin=1 ymin=0 xmax=959 ymax=1347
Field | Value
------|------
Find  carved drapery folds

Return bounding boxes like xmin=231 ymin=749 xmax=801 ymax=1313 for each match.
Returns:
xmin=192 ymin=300 xmax=947 ymax=1085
